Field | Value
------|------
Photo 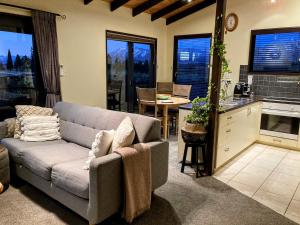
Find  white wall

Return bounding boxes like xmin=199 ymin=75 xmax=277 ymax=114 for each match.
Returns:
xmin=1 ymin=0 xmax=168 ymax=107
xmin=166 ymin=0 xmax=300 ymax=95
xmin=2 ymin=0 xmax=300 ymax=105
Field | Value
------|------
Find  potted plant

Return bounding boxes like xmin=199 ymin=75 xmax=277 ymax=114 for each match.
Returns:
xmin=184 ymin=96 xmax=211 ymax=133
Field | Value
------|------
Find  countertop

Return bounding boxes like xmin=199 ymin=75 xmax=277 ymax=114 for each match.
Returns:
xmin=179 ymin=96 xmax=300 ymax=114
xmin=179 ymin=97 xmax=260 ymax=114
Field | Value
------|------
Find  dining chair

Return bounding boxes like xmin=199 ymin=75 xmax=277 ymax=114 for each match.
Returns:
xmin=136 ymin=87 xmax=169 ymax=137
xmin=157 ymin=82 xmax=173 ymax=95
xmin=107 ymin=80 xmax=122 ymax=111
xmin=136 ymin=87 xmax=160 ymax=118
xmin=173 ymin=84 xmax=192 ymax=99
xmin=170 ymin=84 xmax=192 ymax=134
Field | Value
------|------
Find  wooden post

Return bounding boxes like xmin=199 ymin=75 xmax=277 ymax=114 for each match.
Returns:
xmin=207 ymin=0 xmax=227 ymax=175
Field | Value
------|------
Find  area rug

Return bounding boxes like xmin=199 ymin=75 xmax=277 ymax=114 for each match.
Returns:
xmin=0 ymin=137 xmax=297 ymax=225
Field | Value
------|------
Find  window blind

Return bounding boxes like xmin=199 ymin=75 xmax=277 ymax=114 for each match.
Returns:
xmin=251 ymin=31 xmax=300 ymax=73
xmin=175 ymin=37 xmax=211 ymax=99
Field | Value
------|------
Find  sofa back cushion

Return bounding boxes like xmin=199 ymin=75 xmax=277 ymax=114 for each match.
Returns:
xmin=53 ymin=102 xmax=161 ymax=148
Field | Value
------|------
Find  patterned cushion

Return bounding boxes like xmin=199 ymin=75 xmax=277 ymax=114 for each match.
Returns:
xmin=4 ymin=118 xmax=16 ymax=138
xmin=14 ymin=105 xmax=53 ymax=139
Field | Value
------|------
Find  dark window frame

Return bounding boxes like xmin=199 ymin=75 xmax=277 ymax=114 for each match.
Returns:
xmin=248 ymin=27 xmax=300 ymax=75
xmin=105 ymin=30 xmax=157 ymax=111
xmin=0 ymin=12 xmax=45 ymax=120
xmin=173 ymin=33 xmax=212 ymax=99
xmin=173 ymin=33 xmax=212 ymax=81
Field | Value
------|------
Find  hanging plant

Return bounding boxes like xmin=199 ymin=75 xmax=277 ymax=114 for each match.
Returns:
xmin=209 ymin=14 xmax=232 ymax=107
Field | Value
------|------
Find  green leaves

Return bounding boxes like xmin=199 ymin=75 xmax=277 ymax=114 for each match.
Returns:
xmin=185 ymin=96 xmax=211 ymax=126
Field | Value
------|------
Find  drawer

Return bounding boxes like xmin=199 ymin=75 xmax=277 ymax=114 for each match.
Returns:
xmin=258 ymin=135 xmax=298 ymax=148
xmin=217 ymin=125 xmax=233 ymax=145
xmin=216 ymin=141 xmax=241 ymax=168
xmin=216 ymin=144 xmax=232 ymax=168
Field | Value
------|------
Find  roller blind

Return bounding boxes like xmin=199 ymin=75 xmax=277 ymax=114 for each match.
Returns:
xmin=175 ymin=36 xmax=211 ymax=99
xmin=251 ymin=31 xmax=300 ymax=73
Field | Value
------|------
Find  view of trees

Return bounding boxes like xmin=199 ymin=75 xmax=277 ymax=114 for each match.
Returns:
xmin=0 ymin=49 xmax=33 ymax=72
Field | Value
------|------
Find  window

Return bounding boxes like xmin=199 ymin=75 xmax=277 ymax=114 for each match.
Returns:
xmin=249 ymin=27 xmax=300 ymax=73
xmin=106 ymin=31 xmax=156 ymax=112
xmin=0 ymin=13 xmax=43 ymax=121
xmin=174 ymin=34 xmax=211 ymax=100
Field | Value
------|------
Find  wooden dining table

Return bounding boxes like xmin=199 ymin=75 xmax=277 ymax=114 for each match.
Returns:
xmin=140 ymin=95 xmax=190 ymax=139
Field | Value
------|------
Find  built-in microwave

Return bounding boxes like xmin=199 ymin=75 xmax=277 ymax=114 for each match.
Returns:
xmin=260 ymin=102 xmax=300 ymax=140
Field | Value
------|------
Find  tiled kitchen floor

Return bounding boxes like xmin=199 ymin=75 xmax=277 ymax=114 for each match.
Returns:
xmin=214 ymin=143 xmax=300 ymax=224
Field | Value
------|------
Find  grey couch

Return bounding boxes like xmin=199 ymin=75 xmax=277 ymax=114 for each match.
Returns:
xmin=0 ymin=102 xmax=169 ymax=225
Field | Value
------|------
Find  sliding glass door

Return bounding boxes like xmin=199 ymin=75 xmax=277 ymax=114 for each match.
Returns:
xmin=173 ymin=34 xmax=211 ymax=100
xmin=0 ymin=13 xmax=44 ymax=121
xmin=106 ymin=31 xmax=156 ymax=112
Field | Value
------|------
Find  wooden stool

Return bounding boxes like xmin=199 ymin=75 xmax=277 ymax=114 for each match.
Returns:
xmin=181 ymin=128 xmax=207 ymax=178
xmin=0 ymin=145 xmax=9 ymax=194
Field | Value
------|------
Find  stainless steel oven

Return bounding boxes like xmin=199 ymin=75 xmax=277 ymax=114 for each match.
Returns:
xmin=260 ymin=102 xmax=300 ymax=140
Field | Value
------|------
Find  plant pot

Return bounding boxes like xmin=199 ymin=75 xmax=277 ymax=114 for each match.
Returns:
xmin=184 ymin=122 xmax=206 ymax=133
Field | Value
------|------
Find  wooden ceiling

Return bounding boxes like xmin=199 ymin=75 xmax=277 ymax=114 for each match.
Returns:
xmin=86 ymin=0 xmax=216 ymax=25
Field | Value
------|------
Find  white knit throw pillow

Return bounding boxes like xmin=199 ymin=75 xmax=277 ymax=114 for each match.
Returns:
xmin=84 ymin=130 xmax=115 ymax=170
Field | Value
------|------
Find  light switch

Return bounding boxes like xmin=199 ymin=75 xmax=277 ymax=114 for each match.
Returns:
xmin=60 ymin=65 xmax=64 ymax=76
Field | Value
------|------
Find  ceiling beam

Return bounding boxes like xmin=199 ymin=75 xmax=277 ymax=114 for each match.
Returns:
xmin=84 ymin=0 xmax=93 ymax=5
xmin=166 ymin=0 xmax=216 ymax=25
xmin=111 ymin=0 xmax=130 ymax=11
xmin=132 ymin=0 xmax=163 ymax=17
xmin=151 ymin=0 xmax=188 ymax=21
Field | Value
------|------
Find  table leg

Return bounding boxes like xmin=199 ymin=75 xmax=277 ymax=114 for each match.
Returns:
xmin=163 ymin=105 xmax=168 ymax=139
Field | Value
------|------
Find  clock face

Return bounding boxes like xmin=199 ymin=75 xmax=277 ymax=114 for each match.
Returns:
xmin=226 ymin=13 xmax=238 ymax=32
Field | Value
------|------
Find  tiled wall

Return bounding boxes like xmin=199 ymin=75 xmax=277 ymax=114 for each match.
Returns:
xmin=239 ymin=65 xmax=300 ymax=99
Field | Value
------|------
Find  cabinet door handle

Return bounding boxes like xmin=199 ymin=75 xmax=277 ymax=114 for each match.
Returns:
xmin=227 ymin=116 xmax=232 ymax=120
xmin=226 ymin=129 xmax=231 ymax=133
xmin=225 ymin=147 xmax=230 ymax=152
xmin=273 ymin=139 xmax=282 ymax=143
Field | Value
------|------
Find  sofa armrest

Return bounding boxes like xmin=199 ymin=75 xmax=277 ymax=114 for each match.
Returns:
xmin=88 ymin=152 xmax=122 ymax=224
xmin=147 ymin=141 xmax=169 ymax=189
xmin=87 ymin=140 xmax=169 ymax=224
xmin=0 ymin=121 xmax=8 ymax=140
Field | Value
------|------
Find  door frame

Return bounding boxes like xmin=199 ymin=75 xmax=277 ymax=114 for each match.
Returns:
xmin=173 ymin=33 xmax=212 ymax=83
xmin=105 ymin=30 xmax=157 ymax=110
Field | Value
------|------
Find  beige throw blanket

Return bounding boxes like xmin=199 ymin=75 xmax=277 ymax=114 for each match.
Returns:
xmin=114 ymin=143 xmax=151 ymax=223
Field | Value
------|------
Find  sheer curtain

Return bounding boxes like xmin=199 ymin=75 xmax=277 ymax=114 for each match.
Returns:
xmin=32 ymin=10 xmax=61 ymax=108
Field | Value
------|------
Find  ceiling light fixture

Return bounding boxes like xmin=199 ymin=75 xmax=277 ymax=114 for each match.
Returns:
xmin=271 ymin=0 xmax=276 ymax=3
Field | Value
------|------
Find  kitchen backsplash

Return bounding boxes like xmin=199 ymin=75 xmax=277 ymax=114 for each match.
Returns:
xmin=239 ymin=65 xmax=300 ymax=99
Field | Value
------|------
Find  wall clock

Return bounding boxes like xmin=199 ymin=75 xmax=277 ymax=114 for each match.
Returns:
xmin=225 ymin=13 xmax=239 ymax=32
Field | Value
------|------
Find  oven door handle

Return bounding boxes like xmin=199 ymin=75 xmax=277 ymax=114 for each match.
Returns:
xmin=262 ymin=109 xmax=300 ymax=118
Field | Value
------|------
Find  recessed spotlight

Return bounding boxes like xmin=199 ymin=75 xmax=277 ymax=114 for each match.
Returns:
xmin=186 ymin=0 xmax=192 ymax=2
xmin=271 ymin=0 xmax=276 ymax=3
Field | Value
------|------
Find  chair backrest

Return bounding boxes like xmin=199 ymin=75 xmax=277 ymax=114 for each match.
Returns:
xmin=157 ymin=82 xmax=173 ymax=95
xmin=108 ymin=80 xmax=122 ymax=91
xmin=173 ymin=84 xmax=192 ymax=99
xmin=136 ymin=87 xmax=156 ymax=102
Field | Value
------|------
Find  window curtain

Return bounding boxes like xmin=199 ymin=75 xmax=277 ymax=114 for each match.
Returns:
xmin=32 ymin=10 xmax=61 ymax=108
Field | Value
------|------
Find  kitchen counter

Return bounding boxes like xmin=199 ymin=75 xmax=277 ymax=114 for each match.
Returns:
xmin=179 ymin=97 xmax=260 ymax=114
xmin=177 ymin=98 xmax=262 ymax=168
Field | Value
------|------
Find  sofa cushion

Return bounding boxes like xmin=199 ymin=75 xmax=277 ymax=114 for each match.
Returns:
xmin=1 ymin=138 xmax=66 ymax=163
xmin=54 ymin=102 xmax=161 ymax=148
xmin=52 ymin=159 xmax=89 ymax=199
xmin=22 ymin=143 xmax=89 ymax=180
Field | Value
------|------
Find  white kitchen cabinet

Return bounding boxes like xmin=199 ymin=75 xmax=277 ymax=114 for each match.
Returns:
xmin=178 ymin=102 xmax=262 ymax=169
xmin=178 ymin=108 xmax=191 ymax=161
xmin=215 ymin=102 xmax=262 ymax=169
